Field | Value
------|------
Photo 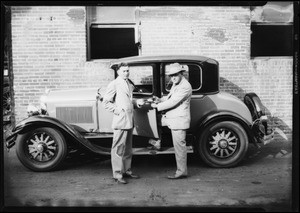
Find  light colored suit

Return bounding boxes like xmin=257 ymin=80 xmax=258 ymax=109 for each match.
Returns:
xmin=157 ymin=77 xmax=192 ymax=130
xmin=157 ymin=77 xmax=192 ymax=176
xmin=102 ymin=76 xmax=134 ymax=130
xmin=102 ymin=76 xmax=135 ymax=179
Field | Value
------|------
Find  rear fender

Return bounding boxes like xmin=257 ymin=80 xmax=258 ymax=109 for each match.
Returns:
xmin=195 ymin=111 xmax=257 ymax=144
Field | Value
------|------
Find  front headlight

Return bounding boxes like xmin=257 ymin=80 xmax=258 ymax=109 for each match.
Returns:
xmin=39 ymin=89 xmax=50 ymax=114
xmin=27 ymin=104 xmax=40 ymax=116
xmin=40 ymin=95 xmax=47 ymax=111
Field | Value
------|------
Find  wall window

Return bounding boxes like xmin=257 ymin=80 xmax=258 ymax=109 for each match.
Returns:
xmin=250 ymin=2 xmax=294 ymax=57
xmin=251 ymin=24 xmax=293 ymax=57
xmin=86 ymin=6 xmax=140 ymax=60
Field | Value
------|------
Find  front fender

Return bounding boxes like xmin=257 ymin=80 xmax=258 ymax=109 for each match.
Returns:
xmin=5 ymin=115 xmax=108 ymax=154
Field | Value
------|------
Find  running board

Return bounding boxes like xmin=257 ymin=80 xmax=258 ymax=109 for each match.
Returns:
xmin=132 ymin=146 xmax=194 ymax=155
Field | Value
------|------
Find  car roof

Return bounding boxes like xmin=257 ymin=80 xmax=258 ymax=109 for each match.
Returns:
xmin=110 ymin=55 xmax=218 ymax=67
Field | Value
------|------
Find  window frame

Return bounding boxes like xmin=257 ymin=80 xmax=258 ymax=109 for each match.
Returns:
xmin=250 ymin=22 xmax=294 ymax=58
xmin=162 ymin=62 xmax=203 ymax=95
xmin=129 ymin=64 xmax=155 ymax=96
xmin=112 ymin=63 xmax=156 ymax=97
xmin=86 ymin=6 xmax=140 ymax=61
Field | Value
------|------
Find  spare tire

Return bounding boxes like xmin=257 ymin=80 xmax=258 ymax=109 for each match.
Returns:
xmin=244 ymin=93 xmax=265 ymax=121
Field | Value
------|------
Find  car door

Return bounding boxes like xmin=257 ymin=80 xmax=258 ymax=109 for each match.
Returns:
xmin=98 ymin=63 xmax=159 ymax=139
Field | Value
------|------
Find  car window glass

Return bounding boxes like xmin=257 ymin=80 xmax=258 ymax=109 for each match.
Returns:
xmin=129 ymin=65 xmax=153 ymax=94
xmin=164 ymin=63 xmax=202 ymax=92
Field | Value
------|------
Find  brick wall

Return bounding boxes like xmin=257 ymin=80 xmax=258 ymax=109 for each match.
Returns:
xmin=249 ymin=58 xmax=293 ymax=140
xmin=11 ymin=6 xmax=114 ymax=120
xmin=139 ymin=6 xmax=293 ymax=140
xmin=139 ymin=6 xmax=255 ymax=99
xmin=11 ymin=6 xmax=293 ymax=141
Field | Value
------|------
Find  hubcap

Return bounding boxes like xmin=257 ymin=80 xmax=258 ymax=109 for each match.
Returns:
xmin=208 ymin=128 xmax=238 ymax=158
xmin=218 ymin=139 xmax=228 ymax=149
xmin=26 ymin=132 xmax=57 ymax=162
xmin=36 ymin=143 xmax=46 ymax=153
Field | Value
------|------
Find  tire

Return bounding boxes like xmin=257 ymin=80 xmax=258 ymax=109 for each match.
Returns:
xmin=197 ymin=121 xmax=248 ymax=168
xmin=3 ymin=86 xmax=11 ymax=111
xmin=16 ymin=127 xmax=68 ymax=172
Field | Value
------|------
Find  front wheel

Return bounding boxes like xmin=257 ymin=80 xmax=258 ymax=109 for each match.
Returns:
xmin=197 ymin=121 xmax=248 ymax=168
xmin=16 ymin=127 xmax=68 ymax=172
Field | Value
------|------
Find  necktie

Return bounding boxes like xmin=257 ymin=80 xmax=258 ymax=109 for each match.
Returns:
xmin=125 ymin=79 xmax=132 ymax=100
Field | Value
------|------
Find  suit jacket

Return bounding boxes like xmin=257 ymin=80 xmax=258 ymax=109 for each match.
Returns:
xmin=102 ymin=76 xmax=134 ymax=130
xmin=157 ymin=77 xmax=192 ymax=130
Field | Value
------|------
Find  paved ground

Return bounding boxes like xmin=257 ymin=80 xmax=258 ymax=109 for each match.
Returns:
xmin=2 ymin=130 xmax=296 ymax=212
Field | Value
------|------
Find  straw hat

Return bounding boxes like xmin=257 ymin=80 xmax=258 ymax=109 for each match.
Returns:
xmin=166 ymin=63 xmax=187 ymax=75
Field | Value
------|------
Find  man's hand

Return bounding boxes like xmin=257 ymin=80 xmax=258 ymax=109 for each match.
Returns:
xmin=136 ymin=99 xmax=145 ymax=108
xmin=152 ymin=96 xmax=160 ymax=103
xmin=151 ymin=103 xmax=158 ymax=108
xmin=113 ymin=107 xmax=123 ymax=115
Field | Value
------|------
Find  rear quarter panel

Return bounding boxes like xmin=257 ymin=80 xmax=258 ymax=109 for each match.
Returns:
xmin=190 ymin=92 xmax=253 ymax=131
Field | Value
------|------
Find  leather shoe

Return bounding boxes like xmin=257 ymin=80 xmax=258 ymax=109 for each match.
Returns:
xmin=123 ymin=172 xmax=140 ymax=179
xmin=114 ymin=177 xmax=127 ymax=184
xmin=167 ymin=174 xmax=187 ymax=179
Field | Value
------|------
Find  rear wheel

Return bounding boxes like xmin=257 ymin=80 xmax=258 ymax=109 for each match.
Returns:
xmin=16 ymin=127 xmax=68 ymax=172
xmin=197 ymin=121 xmax=248 ymax=168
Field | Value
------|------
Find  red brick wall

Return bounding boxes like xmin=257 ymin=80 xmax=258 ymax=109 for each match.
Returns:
xmin=11 ymin=6 xmax=293 ymax=141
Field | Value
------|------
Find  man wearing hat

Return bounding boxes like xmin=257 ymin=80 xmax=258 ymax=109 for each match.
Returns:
xmin=102 ymin=62 xmax=140 ymax=184
xmin=150 ymin=62 xmax=192 ymax=179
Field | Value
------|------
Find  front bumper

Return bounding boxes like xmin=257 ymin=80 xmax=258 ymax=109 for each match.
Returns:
xmin=5 ymin=130 xmax=17 ymax=150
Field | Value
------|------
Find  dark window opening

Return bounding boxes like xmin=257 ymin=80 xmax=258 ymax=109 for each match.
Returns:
xmin=90 ymin=26 xmax=138 ymax=59
xmin=86 ymin=6 xmax=139 ymax=60
xmin=251 ymin=24 xmax=293 ymax=57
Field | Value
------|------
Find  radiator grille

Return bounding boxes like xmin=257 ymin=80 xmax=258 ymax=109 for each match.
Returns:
xmin=56 ymin=106 xmax=94 ymax=123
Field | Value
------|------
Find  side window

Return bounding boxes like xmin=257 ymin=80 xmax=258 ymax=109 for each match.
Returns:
xmin=163 ymin=63 xmax=202 ymax=93
xmin=129 ymin=65 xmax=153 ymax=94
xmin=86 ymin=6 xmax=141 ymax=60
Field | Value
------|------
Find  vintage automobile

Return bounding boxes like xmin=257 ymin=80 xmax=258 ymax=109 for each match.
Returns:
xmin=5 ymin=55 xmax=273 ymax=172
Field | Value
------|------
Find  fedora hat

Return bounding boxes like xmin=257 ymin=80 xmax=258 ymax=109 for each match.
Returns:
xmin=166 ymin=63 xmax=187 ymax=76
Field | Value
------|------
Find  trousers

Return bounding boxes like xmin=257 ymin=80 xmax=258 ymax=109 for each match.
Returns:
xmin=171 ymin=129 xmax=188 ymax=176
xmin=111 ymin=129 xmax=133 ymax=179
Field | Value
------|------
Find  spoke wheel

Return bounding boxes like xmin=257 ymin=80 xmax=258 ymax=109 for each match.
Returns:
xmin=208 ymin=128 xmax=238 ymax=159
xmin=16 ymin=127 xmax=67 ymax=172
xmin=27 ymin=132 xmax=58 ymax=162
xmin=197 ymin=121 xmax=248 ymax=168
xmin=3 ymin=87 xmax=11 ymax=112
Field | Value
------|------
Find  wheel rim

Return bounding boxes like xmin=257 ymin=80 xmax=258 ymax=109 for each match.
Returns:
xmin=208 ymin=128 xmax=239 ymax=159
xmin=26 ymin=132 xmax=58 ymax=162
xmin=3 ymin=92 xmax=11 ymax=111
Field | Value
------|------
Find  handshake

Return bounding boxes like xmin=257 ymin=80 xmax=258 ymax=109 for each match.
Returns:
xmin=136 ymin=96 xmax=160 ymax=109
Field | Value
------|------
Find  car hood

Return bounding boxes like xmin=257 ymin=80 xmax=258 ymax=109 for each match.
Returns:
xmin=46 ymin=88 xmax=99 ymax=103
